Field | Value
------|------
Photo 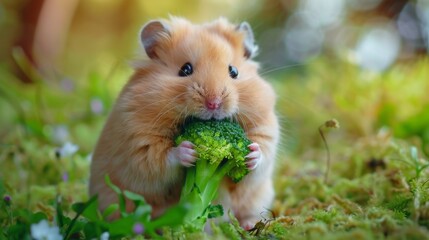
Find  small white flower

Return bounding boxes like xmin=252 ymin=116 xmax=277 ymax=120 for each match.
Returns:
xmin=53 ymin=125 xmax=69 ymax=144
xmin=100 ymin=231 xmax=109 ymax=240
xmin=58 ymin=142 xmax=79 ymax=158
xmin=31 ymin=220 xmax=62 ymax=240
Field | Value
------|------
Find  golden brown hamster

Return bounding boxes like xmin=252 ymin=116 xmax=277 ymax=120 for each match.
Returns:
xmin=89 ymin=17 xmax=279 ymax=229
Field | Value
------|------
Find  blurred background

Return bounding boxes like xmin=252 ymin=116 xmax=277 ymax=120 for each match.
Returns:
xmin=1 ymin=0 xmax=429 ymax=77
xmin=1 ymin=0 xmax=429 ymax=187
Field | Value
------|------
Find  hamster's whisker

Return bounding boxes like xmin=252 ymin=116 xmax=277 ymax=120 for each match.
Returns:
xmin=259 ymin=63 xmax=305 ymax=77
xmin=171 ymin=106 xmax=188 ymax=129
xmin=136 ymin=83 xmax=190 ymax=98
xmin=238 ymin=110 xmax=259 ymax=130
xmin=236 ymin=113 xmax=249 ymax=132
xmin=222 ymin=91 xmax=231 ymax=99
xmin=150 ymin=103 xmax=182 ymax=129
xmin=132 ymin=98 xmax=171 ymax=114
xmin=133 ymin=91 xmax=188 ymax=115
xmin=136 ymin=91 xmax=188 ymax=126
xmin=241 ymin=112 xmax=257 ymax=133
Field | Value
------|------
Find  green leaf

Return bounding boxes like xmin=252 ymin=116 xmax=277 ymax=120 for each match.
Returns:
xmin=149 ymin=203 xmax=188 ymax=229
xmin=71 ymin=196 xmax=101 ymax=223
xmin=104 ymin=175 xmax=121 ymax=195
xmin=83 ymin=222 xmax=104 ymax=239
xmin=104 ymin=175 xmax=127 ymax=216
xmin=55 ymin=196 xmax=64 ymax=228
xmin=107 ymin=216 xmax=135 ymax=236
xmin=81 ymin=197 xmax=101 ymax=222
xmin=123 ymin=190 xmax=146 ymax=202
xmin=134 ymin=204 xmax=152 ymax=219
xmin=65 ymin=195 xmax=98 ymax=239
xmin=66 ymin=220 xmax=86 ymax=238
xmin=102 ymin=204 xmax=119 ymax=219
xmin=206 ymin=204 xmax=224 ymax=219
xmin=71 ymin=202 xmax=86 ymax=214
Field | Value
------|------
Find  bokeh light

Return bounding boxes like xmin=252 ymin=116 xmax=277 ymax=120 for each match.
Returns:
xmin=354 ymin=23 xmax=401 ymax=72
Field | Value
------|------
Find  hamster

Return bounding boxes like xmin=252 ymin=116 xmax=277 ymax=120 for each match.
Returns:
xmin=89 ymin=17 xmax=279 ymax=229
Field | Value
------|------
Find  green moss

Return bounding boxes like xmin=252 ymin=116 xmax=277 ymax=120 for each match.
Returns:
xmin=1 ymin=57 xmax=429 ymax=239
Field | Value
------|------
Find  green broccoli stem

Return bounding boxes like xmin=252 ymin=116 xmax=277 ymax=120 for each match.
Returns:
xmin=179 ymin=158 xmax=236 ymax=229
xmin=175 ymin=119 xmax=252 ymax=230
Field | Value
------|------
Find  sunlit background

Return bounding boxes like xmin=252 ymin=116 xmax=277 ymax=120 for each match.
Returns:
xmin=2 ymin=0 xmax=429 ymax=78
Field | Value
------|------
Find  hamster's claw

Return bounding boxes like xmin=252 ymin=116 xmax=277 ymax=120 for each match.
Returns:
xmin=245 ymin=143 xmax=262 ymax=170
xmin=173 ymin=141 xmax=197 ymax=167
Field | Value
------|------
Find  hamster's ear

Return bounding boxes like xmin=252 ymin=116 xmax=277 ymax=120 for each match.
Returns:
xmin=236 ymin=22 xmax=258 ymax=59
xmin=140 ymin=20 xmax=170 ymax=59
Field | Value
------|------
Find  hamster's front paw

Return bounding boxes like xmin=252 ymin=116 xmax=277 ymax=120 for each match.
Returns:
xmin=245 ymin=143 xmax=262 ymax=170
xmin=169 ymin=141 xmax=197 ymax=167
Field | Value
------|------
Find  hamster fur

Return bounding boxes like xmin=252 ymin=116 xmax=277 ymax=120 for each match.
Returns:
xmin=89 ymin=17 xmax=279 ymax=229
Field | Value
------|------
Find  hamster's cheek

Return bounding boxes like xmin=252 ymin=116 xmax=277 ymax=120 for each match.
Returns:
xmin=223 ymin=89 xmax=239 ymax=115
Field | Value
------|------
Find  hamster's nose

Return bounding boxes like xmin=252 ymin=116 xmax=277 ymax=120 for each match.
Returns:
xmin=205 ymin=97 xmax=222 ymax=110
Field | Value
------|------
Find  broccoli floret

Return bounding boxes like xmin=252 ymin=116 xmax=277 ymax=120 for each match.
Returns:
xmin=175 ymin=118 xmax=252 ymax=230
xmin=175 ymin=119 xmax=252 ymax=182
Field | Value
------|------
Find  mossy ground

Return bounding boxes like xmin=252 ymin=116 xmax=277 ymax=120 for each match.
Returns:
xmin=1 ymin=56 xmax=428 ymax=239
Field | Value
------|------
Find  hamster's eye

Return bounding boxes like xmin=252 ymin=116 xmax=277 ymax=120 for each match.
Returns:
xmin=229 ymin=65 xmax=239 ymax=79
xmin=179 ymin=62 xmax=193 ymax=77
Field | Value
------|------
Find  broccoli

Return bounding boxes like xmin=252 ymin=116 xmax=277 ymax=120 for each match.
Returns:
xmin=175 ymin=118 xmax=252 ymax=230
